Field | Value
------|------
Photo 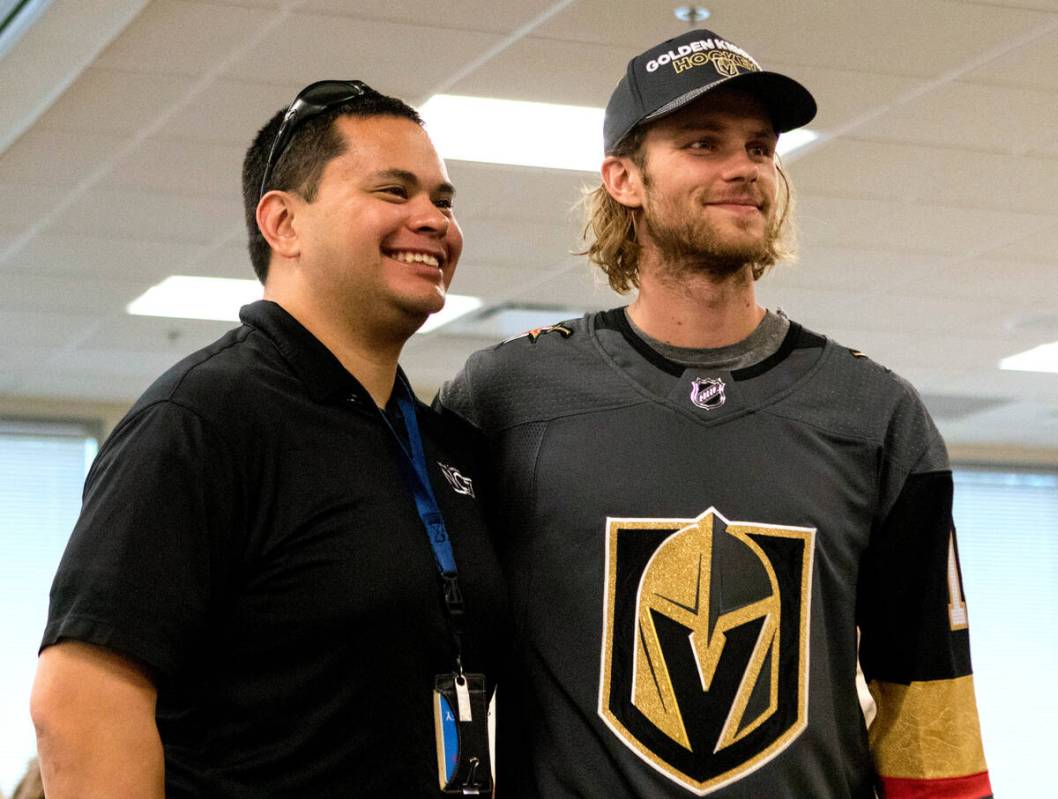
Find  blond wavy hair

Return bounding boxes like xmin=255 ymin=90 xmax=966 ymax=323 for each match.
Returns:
xmin=580 ymin=128 xmax=798 ymax=294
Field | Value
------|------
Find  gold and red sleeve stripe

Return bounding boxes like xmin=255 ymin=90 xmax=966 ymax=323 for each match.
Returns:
xmin=869 ymin=675 xmax=990 ymax=797
xmin=878 ymin=772 xmax=992 ymax=798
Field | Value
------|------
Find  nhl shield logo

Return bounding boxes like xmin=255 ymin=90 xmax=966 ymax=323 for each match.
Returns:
xmin=689 ymin=377 xmax=726 ymax=410
xmin=598 ymin=508 xmax=815 ymax=795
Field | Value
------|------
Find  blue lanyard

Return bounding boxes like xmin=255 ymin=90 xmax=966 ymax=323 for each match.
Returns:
xmin=379 ymin=376 xmax=467 ymax=665
xmin=384 ymin=376 xmax=457 ymax=575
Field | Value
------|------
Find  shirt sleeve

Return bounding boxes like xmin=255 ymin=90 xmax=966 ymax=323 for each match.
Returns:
xmin=857 ymin=389 xmax=991 ymax=799
xmin=41 ymin=400 xmax=238 ymax=682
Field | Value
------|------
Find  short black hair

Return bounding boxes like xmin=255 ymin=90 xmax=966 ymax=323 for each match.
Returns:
xmin=241 ymin=87 xmax=422 ymax=283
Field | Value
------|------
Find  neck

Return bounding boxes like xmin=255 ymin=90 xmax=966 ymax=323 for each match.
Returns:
xmin=628 ymin=258 xmax=764 ymax=348
xmin=264 ymin=289 xmax=405 ymax=408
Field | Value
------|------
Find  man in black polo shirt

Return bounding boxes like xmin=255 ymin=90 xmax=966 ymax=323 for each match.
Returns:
xmin=31 ymin=82 xmax=507 ymax=797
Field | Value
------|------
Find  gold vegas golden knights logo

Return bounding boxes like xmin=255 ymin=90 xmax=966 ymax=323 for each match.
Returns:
xmin=598 ymin=508 xmax=815 ymax=795
xmin=673 ymin=50 xmax=756 ymax=77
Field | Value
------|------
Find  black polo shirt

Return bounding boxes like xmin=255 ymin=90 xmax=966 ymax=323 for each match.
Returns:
xmin=43 ymin=300 xmax=508 ymax=798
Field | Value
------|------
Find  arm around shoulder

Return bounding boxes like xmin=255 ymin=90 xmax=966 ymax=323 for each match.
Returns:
xmin=31 ymin=641 xmax=165 ymax=799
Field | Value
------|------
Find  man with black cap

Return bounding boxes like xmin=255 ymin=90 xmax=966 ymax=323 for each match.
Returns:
xmin=438 ymin=29 xmax=991 ymax=798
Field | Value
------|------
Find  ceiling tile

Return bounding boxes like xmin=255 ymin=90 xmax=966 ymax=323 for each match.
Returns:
xmin=457 ymin=217 xmax=582 ymax=272
xmin=510 ymin=263 xmax=626 ymax=308
xmin=1 ymin=272 xmax=153 ymax=316
xmin=157 ymin=78 xmax=303 ymax=145
xmin=49 ymin=188 xmax=244 ymax=245
xmin=33 ymin=69 xmax=196 ymax=136
xmin=185 ymin=242 xmax=258 ymax=280
xmin=45 ymin=348 xmax=198 ymax=380
xmin=789 ymin=139 xmax=962 ymax=203
xmin=450 ymin=36 xmax=630 ymax=106
xmin=73 ymin=313 xmax=235 ymax=353
xmin=224 ymin=13 xmax=504 ymax=100
xmin=94 ymin=0 xmax=276 ymax=76
xmin=824 ymin=203 xmax=1052 ymax=256
xmin=769 ymin=245 xmax=961 ymax=293
xmin=298 ymin=0 xmax=559 ymax=33
xmin=994 ymin=220 xmax=1058 ymax=261
xmin=863 ymin=80 xmax=1058 ymax=155
xmin=447 ymin=261 xmax=535 ymax=301
xmin=0 ymin=311 xmax=101 ymax=348
xmin=534 ymin=0 xmax=1047 ymax=77
xmin=897 ymin=257 xmax=1058 ymax=305
xmin=446 ymin=160 xmax=590 ymax=224
xmin=105 ymin=137 xmax=245 ymax=199
xmin=0 ymin=129 xmax=130 ymax=187
xmin=1 ymin=232 xmax=207 ymax=280
xmin=0 ymin=185 xmax=71 ymax=233
xmin=754 ymin=284 xmax=875 ymax=331
xmin=795 ymin=195 xmax=901 ymax=247
xmin=963 ymin=25 xmax=1058 ymax=92
xmin=773 ymin=66 xmax=925 ymax=134
xmin=794 ymin=137 xmax=1058 ymax=215
xmin=0 ymin=347 xmax=55 ymax=385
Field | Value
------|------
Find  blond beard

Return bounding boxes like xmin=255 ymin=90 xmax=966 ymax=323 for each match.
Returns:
xmin=640 ymin=184 xmax=779 ymax=282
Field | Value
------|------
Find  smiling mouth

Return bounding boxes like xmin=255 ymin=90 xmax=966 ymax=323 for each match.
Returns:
xmin=385 ymin=249 xmax=442 ymax=268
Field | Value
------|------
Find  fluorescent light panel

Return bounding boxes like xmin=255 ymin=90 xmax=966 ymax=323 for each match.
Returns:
xmin=1000 ymin=341 xmax=1058 ymax=374
xmin=421 ymin=95 xmax=604 ymax=172
xmin=420 ymin=94 xmax=818 ymax=171
xmin=127 ymin=276 xmax=262 ymax=322
xmin=418 ymin=294 xmax=484 ymax=333
xmin=126 ymin=275 xmax=480 ymax=334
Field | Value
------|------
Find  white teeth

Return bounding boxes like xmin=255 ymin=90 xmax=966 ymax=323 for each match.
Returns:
xmin=389 ymin=251 xmax=440 ymax=267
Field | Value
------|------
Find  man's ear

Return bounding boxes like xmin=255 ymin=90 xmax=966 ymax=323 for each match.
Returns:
xmin=256 ymin=191 xmax=300 ymax=261
xmin=601 ymin=155 xmax=645 ymax=209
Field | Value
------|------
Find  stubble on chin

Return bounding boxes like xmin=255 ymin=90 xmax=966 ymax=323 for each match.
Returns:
xmin=641 ymin=198 xmax=775 ymax=283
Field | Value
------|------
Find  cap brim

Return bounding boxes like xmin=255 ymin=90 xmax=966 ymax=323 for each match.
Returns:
xmin=643 ymin=70 xmax=817 ymax=134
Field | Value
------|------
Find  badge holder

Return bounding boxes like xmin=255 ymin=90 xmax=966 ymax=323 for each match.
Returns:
xmin=380 ymin=379 xmax=496 ymax=794
xmin=433 ymin=670 xmax=494 ymax=795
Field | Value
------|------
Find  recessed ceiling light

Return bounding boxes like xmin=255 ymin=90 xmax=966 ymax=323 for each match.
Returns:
xmin=420 ymin=93 xmax=818 ymax=172
xmin=127 ymin=275 xmax=480 ymax=335
xmin=674 ymin=6 xmax=711 ymax=23
xmin=776 ymin=128 xmax=819 ymax=157
xmin=420 ymin=95 xmax=604 ymax=172
xmin=999 ymin=341 xmax=1058 ymax=374
xmin=127 ymin=276 xmax=263 ymax=322
xmin=417 ymin=294 xmax=484 ymax=334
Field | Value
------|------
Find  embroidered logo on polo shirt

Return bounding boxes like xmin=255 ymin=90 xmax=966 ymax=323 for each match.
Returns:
xmin=690 ymin=377 xmax=726 ymax=410
xmin=438 ymin=463 xmax=475 ymax=498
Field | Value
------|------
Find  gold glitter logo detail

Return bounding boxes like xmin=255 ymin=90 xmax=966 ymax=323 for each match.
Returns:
xmin=598 ymin=508 xmax=815 ymax=795
xmin=673 ymin=50 xmax=756 ymax=77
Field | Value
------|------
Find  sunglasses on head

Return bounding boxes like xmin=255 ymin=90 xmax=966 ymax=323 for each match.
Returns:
xmin=258 ymin=80 xmax=369 ymax=201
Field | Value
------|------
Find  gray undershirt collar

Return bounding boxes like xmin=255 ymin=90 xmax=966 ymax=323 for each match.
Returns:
xmin=624 ymin=307 xmax=790 ymax=371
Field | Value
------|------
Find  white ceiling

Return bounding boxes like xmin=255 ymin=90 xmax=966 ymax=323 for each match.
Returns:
xmin=2 ymin=0 xmax=1058 ymax=452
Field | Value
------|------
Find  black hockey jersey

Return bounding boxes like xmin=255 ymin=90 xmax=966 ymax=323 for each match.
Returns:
xmin=439 ymin=309 xmax=990 ymax=798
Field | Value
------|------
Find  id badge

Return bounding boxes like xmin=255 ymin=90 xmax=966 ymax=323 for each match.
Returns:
xmin=433 ymin=672 xmax=495 ymax=795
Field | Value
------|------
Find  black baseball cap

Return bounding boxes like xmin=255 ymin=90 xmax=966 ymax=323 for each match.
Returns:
xmin=603 ymin=29 xmax=817 ymax=152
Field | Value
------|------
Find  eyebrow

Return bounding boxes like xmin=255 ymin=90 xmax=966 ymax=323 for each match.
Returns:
xmin=371 ymin=168 xmax=456 ymax=196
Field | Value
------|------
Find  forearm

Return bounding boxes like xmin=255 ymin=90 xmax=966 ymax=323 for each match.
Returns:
xmin=32 ymin=641 xmax=165 ymax=799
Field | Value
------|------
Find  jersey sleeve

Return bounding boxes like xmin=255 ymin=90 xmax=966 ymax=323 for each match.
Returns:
xmin=857 ymin=387 xmax=991 ymax=799
xmin=41 ymin=400 xmax=239 ymax=681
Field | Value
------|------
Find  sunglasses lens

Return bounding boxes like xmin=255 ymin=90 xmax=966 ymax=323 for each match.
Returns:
xmin=301 ymin=81 xmax=365 ymax=109
xmin=260 ymin=81 xmax=367 ymax=199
